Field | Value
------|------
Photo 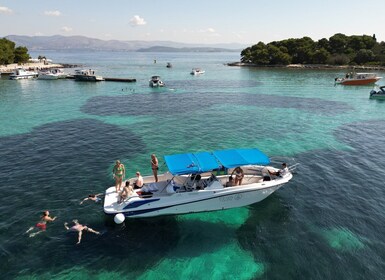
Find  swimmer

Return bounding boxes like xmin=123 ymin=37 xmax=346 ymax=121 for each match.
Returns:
xmin=80 ymin=193 xmax=103 ymax=205
xmin=26 ymin=210 xmax=57 ymax=237
xmin=64 ymin=219 xmax=100 ymax=244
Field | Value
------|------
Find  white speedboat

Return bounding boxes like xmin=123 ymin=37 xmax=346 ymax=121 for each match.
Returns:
xmin=149 ymin=75 xmax=165 ymax=87
xmin=335 ymin=72 xmax=381 ymax=85
xmin=104 ymin=148 xmax=293 ymax=220
xmin=9 ymin=68 xmax=38 ymax=80
xmin=190 ymin=68 xmax=205 ymax=75
xmin=370 ymin=86 xmax=385 ymax=100
xmin=74 ymin=69 xmax=104 ymax=81
xmin=38 ymin=68 xmax=68 ymax=80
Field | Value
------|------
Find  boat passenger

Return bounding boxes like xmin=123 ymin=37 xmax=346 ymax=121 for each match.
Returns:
xmin=119 ymin=181 xmax=133 ymax=203
xmin=231 ymin=167 xmax=244 ymax=186
xmin=151 ymin=154 xmax=159 ymax=182
xmin=133 ymin=171 xmax=144 ymax=189
xmin=26 ymin=210 xmax=57 ymax=237
xmin=112 ymin=160 xmax=125 ymax=193
xmin=64 ymin=219 xmax=100 ymax=245
xmin=80 ymin=193 xmax=103 ymax=205
xmin=269 ymin=163 xmax=289 ymax=177
xmin=225 ymin=176 xmax=234 ymax=187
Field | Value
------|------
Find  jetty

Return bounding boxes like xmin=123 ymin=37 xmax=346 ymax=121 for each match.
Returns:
xmin=66 ymin=76 xmax=136 ymax=82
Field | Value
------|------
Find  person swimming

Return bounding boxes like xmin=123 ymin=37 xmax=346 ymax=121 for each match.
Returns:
xmin=80 ymin=193 xmax=103 ymax=205
xmin=64 ymin=219 xmax=100 ymax=244
xmin=26 ymin=210 xmax=57 ymax=237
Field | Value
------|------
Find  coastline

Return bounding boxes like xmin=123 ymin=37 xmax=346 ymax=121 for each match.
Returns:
xmin=227 ymin=62 xmax=385 ymax=70
xmin=0 ymin=62 xmax=79 ymax=74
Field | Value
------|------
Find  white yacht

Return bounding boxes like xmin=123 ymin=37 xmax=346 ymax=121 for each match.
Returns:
xmin=9 ymin=68 xmax=38 ymax=80
xmin=149 ymin=75 xmax=165 ymax=87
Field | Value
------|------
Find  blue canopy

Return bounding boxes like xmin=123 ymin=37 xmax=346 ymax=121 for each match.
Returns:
xmin=164 ymin=148 xmax=270 ymax=175
xmin=212 ymin=148 xmax=270 ymax=168
xmin=164 ymin=152 xmax=220 ymax=175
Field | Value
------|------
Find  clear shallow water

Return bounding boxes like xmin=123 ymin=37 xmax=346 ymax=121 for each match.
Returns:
xmin=1 ymin=51 xmax=385 ymax=279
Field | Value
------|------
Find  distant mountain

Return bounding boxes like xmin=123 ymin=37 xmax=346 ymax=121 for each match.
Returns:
xmin=4 ymin=35 xmax=247 ymax=52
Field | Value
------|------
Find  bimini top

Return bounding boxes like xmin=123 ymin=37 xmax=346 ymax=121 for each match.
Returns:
xmin=164 ymin=148 xmax=270 ymax=175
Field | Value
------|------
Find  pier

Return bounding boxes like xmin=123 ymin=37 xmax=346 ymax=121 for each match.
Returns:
xmin=66 ymin=76 xmax=136 ymax=82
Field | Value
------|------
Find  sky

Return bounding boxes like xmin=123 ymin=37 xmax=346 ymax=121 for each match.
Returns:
xmin=1 ymin=0 xmax=385 ymax=45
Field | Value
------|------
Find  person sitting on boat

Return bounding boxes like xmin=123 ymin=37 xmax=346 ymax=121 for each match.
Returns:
xmin=80 ymin=193 xmax=103 ymax=205
xmin=231 ymin=167 xmax=244 ymax=186
xmin=119 ymin=181 xmax=134 ymax=203
xmin=269 ymin=163 xmax=289 ymax=177
xmin=133 ymin=171 xmax=144 ymax=189
xmin=112 ymin=160 xmax=125 ymax=193
xmin=64 ymin=219 xmax=100 ymax=245
xmin=226 ymin=175 xmax=234 ymax=187
xmin=26 ymin=210 xmax=57 ymax=237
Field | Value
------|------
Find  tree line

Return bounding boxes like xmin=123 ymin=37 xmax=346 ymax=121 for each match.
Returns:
xmin=240 ymin=33 xmax=385 ymax=66
xmin=0 ymin=38 xmax=30 ymax=65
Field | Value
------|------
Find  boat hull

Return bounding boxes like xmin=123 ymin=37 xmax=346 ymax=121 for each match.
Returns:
xmin=340 ymin=78 xmax=380 ymax=85
xmin=104 ymin=172 xmax=292 ymax=218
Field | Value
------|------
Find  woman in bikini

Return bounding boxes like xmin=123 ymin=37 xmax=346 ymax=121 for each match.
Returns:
xmin=151 ymin=154 xmax=159 ymax=182
xmin=231 ymin=167 xmax=244 ymax=186
xmin=112 ymin=160 xmax=125 ymax=192
xmin=26 ymin=210 xmax=57 ymax=237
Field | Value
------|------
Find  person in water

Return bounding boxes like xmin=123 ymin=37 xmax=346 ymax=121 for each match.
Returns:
xmin=64 ymin=219 xmax=100 ymax=244
xmin=80 ymin=193 xmax=103 ymax=205
xmin=112 ymin=160 xmax=125 ymax=192
xmin=151 ymin=154 xmax=159 ymax=182
xmin=26 ymin=210 xmax=57 ymax=237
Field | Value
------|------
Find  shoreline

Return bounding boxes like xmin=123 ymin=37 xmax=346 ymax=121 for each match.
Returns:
xmin=226 ymin=62 xmax=385 ymax=71
xmin=0 ymin=62 xmax=80 ymax=74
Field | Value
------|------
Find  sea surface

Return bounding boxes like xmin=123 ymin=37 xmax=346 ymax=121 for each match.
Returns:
xmin=1 ymin=50 xmax=385 ymax=279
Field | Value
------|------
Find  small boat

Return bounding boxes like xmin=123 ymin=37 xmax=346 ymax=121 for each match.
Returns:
xmin=335 ymin=72 xmax=381 ymax=85
xmin=104 ymin=148 xmax=293 ymax=219
xmin=74 ymin=69 xmax=104 ymax=82
xmin=149 ymin=75 xmax=165 ymax=87
xmin=9 ymin=68 xmax=38 ymax=80
xmin=190 ymin=68 xmax=205 ymax=75
xmin=38 ymin=68 xmax=68 ymax=80
xmin=370 ymin=86 xmax=385 ymax=100
xmin=166 ymin=62 xmax=172 ymax=68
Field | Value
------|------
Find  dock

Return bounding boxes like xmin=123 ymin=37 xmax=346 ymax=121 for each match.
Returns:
xmin=66 ymin=76 xmax=136 ymax=82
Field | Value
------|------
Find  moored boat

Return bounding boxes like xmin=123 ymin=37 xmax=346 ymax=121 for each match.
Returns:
xmin=38 ymin=68 xmax=68 ymax=80
xmin=9 ymin=68 xmax=38 ymax=80
xmin=149 ymin=75 xmax=165 ymax=87
xmin=370 ymin=86 xmax=385 ymax=100
xmin=335 ymin=72 xmax=381 ymax=85
xmin=74 ymin=69 xmax=104 ymax=81
xmin=104 ymin=148 xmax=294 ymax=220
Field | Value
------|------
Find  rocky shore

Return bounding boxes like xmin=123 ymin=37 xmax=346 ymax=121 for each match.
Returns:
xmin=227 ymin=62 xmax=385 ymax=70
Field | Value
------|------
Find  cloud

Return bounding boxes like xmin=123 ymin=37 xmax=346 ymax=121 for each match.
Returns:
xmin=44 ymin=10 xmax=61 ymax=16
xmin=129 ymin=15 xmax=146 ymax=27
xmin=0 ymin=6 xmax=12 ymax=14
xmin=61 ymin=26 xmax=73 ymax=32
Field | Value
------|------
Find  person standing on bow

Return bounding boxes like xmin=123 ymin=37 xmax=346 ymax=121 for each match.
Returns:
xmin=151 ymin=154 xmax=159 ymax=182
xmin=112 ymin=160 xmax=125 ymax=193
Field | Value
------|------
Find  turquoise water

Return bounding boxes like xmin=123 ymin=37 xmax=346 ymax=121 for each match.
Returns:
xmin=1 ymin=51 xmax=385 ymax=279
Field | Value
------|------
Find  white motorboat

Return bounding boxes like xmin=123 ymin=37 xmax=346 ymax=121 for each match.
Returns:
xmin=149 ymin=75 xmax=165 ymax=87
xmin=104 ymin=148 xmax=293 ymax=220
xmin=38 ymin=68 xmax=68 ymax=80
xmin=9 ymin=68 xmax=38 ymax=80
xmin=370 ymin=86 xmax=385 ymax=100
xmin=190 ymin=68 xmax=205 ymax=75
xmin=74 ymin=69 xmax=104 ymax=81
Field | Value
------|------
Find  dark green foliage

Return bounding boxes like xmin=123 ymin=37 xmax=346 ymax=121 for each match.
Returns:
xmin=240 ymin=33 xmax=385 ymax=66
xmin=0 ymin=38 xmax=30 ymax=65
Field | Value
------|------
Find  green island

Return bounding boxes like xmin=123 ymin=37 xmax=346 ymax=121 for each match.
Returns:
xmin=0 ymin=37 xmax=30 ymax=65
xmin=236 ymin=33 xmax=385 ymax=69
